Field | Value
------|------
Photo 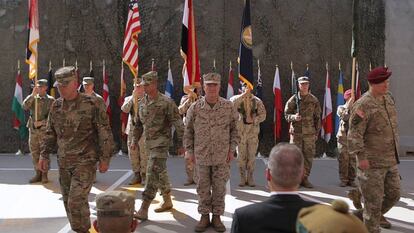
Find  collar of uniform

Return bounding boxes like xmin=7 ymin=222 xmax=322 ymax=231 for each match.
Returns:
xmin=200 ymin=97 xmax=223 ymax=110
xmin=145 ymin=91 xmax=161 ymax=104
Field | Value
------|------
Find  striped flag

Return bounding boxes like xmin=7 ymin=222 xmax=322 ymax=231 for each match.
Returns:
xmin=181 ymin=0 xmax=201 ymax=94
xmin=26 ymin=0 xmax=39 ymax=79
xmin=321 ymin=65 xmax=333 ymax=142
xmin=226 ymin=61 xmax=234 ymax=100
xmin=165 ymin=61 xmax=174 ymax=99
xmin=118 ymin=62 xmax=128 ymax=139
xmin=238 ymin=0 xmax=253 ymax=90
xmin=273 ymin=66 xmax=283 ymax=141
xmin=102 ymin=60 xmax=112 ymax=123
xmin=12 ymin=65 xmax=28 ymax=139
xmin=256 ymin=60 xmax=263 ymax=99
xmin=335 ymin=68 xmax=345 ymax=135
xmin=123 ymin=0 xmax=141 ymax=77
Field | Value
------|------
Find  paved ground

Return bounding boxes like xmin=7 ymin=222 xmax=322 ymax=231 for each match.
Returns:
xmin=0 ymin=154 xmax=413 ymax=233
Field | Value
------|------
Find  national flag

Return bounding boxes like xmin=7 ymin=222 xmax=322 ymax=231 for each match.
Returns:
xmin=118 ymin=61 xmax=128 ymax=139
xmin=26 ymin=0 xmax=39 ymax=79
xmin=355 ymin=62 xmax=361 ymax=100
xmin=273 ymin=65 xmax=283 ymax=141
xmin=321 ymin=65 xmax=333 ymax=142
xmin=102 ymin=60 xmax=112 ymax=123
xmin=47 ymin=63 xmax=56 ymax=98
xmin=12 ymin=66 xmax=28 ymax=139
xmin=291 ymin=68 xmax=297 ymax=95
xmin=335 ymin=68 xmax=345 ymax=135
xmin=304 ymin=64 xmax=311 ymax=78
xmin=256 ymin=60 xmax=263 ymax=99
xmin=165 ymin=61 xmax=174 ymax=99
xmin=238 ymin=0 xmax=253 ymax=90
xmin=226 ymin=61 xmax=234 ymax=100
xmin=181 ymin=0 xmax=201 ymax=94
xmin=123 ymin=0 xmax=141 ymax=77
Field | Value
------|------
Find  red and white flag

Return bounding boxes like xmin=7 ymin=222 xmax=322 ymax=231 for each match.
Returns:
xmin=26 ymin=0 xmax=39 ymax=79
xmin=321 ymin=66 xmax=333 ymax=142
xmin=227 ymin=61 xmax=234 ymax=100
xmin=118 ymin=62 xmax=128 ymax=139
xmin=102 ymin=60 xmax=112 ymax=123
xmin=123 ymin=0 xmax=141 ymax=77
xmin=273 ymin=66 xmax=283 ymax=141
xmin=181 ymin=0 xmax=200 ymax=94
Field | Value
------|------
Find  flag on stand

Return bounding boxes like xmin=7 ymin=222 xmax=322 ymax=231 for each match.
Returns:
xmin=238 ymin=0 xmax=253 ymax=90
xmin=26 ymin=0 xmax=39 ymax=79
xmin=165 ymin=61 xmax=174 ymax=99
xmin=102 ymin=60 xmax=112 ymax=123
xmin=47 ymin=63 xmax=56 ymax=98
xmin=355 ymin=62 xmax=361 ymax=100
xmin=335 ymin=68 xmax=345 ymax=135
xmin=256 ymin=60 xmax=263 ymax=99
xmin=226 ymin=61 xmax=234 ymax=100
xmin=321 ymin=64 xmax=333 ymax=142
xmin=123 ymin=0 xmax=141 ymax=77
xmin=181 ymin=0 xmax=201 ymax=94
xmin=273 ymin=65 xmax=283 ymax=141
xmin=118 ymin=62 xmax=128 ymax=139
xmin=12 ymin=65 xmax=28 ymax=140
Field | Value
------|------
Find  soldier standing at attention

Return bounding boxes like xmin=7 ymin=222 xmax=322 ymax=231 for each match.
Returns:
xmin=230 ymin=83 xmax=266 ymax=187
xmin=38 ymin=66 xmax=114 ymax=233
xmin=336 ymin=89 xmax=357 ymax=187
xmin=121 ymin=81 xmax=147 ymax=185
xmin=348 ymin=67 xmax=400 ymax=232
xmin=284 ymin=76 xmax=321 ymax=188
xmin=23 ymin=79 xmax=55 ymax=183
xmin=82 ymin=77 xmax=106 ymax=109
xmin=184 ymin=73 xmax=239 ymax=232
xmin=135 ymin=71 xmax=184 ymax=221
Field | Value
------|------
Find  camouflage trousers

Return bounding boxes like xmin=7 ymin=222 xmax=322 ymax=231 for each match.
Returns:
xmin=127 ymin=135 xmax=148 ymax=176
xmin=292 ymin=135 xmax=316 ymax=178
xmin=337 ymin=141 xmax=356 ymax=183
xmin=142 ymin=154 xmax=171 ymax=201
xmin=196 ymin=164 xmax=230 ymax=215
xmin=28 ymin=129 xmax=47 ymax=171
xmin=358 ymin=165 xmax=400 ymax=233
xmin=59 ymin=164 xmax=96 ymax=233
xmin=237 ymin=135 xmax=259 ymax=173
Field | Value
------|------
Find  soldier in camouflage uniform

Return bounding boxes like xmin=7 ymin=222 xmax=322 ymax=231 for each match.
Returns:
xmin=38 ymin=66 xmax=114 ymax=233
xmin=23 ymin=79 xmax=55 ymax=184
xmin=336 ymin=89 xmax=357 ymax=187
xmin=284 ymin=76 xmax=321 ymax=188
xmin=230 ymin=83 xmax=266 ymax=187
xmin=121 ymin=81 xmax=147 ymax=185
xmin=135 ymin=71 xmax=184 ymax=221
xmin=184 ymin=73 xmax=239 ymax=232
xmin=178 ymin=86 xmax=202 ymax=186
xmin=348 ymin=67 xmax=400 ymax=232
xmin=82 ymin=77 xmax=106 ymax=110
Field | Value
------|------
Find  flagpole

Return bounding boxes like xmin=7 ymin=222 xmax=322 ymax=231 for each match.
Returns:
xmin=151 ymin=58 xmax=155 ymax=71
xmin=274 ymin=64 xmax=278 ymax=145
xmin=213 ymin=59 xmax=216 ymax=71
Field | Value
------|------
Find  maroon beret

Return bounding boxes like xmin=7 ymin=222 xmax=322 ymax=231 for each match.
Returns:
xmin=367 ymin=67 xmax=392 ymax=84
xmin=344 ymin=89 xmax=352 ymax=100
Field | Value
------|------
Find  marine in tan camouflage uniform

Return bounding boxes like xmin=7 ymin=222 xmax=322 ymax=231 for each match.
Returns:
xmin=121 ymin=81 xmax=147 ymax=185
xmin=336 ymin=89 xmax=356 ymax=187
xmin=230 ymin=84 xmax=266 ymax=187
xmin=284 ymin=76 xmax=321 ymax=188
xmin=38 ymin=66 xmax=114 ymax=233
xmin=348 ymin=67 xmax=400 ymax=233
xmin=23 ymin=79 xmax=55 ymax=184
xmin=135 ymin=71 xmax=184 ymax=221
xmin=184 ymin=73 xmax=239 ymax=232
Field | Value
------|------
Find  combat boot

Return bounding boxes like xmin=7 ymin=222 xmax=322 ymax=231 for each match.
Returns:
xmin=238 ymin=169 xmax=246 ymax=187
xmin=135 ymin=199 xmax=151 ymax=220
xmin=129 ymin=172 xmax=142 ymax=185
xmin=154 ymin=193 xmax=173 ymax=212
xmin=247 ymin=170 xmax=255 ymax=187
xmin=194 ymin=214 xmax=210 ymax=232
xmin=211 ymin=215 xmax=226 ymax=232
xmin=29 ymin=171 xmax=41 ymax=183
xmin=301 ymin=178 xmax=314 ymax=188
xmin=41 ymin=172 xmax=48 ymax=184
xmin=347 ymin=189 xmax=362 ymax=209
xmin=380 ymin=215 xmax=392 ymax=229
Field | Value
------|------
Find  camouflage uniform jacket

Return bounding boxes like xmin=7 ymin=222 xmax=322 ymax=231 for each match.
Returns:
xmin=23 ymin=94 xmax=55 ymax=130
xmin=285 ymin=93 xmax=321 ymax=135
xmin=40 ymin=93 xmax=114 ymax=167
xmin=90 ymin=92 xmax=107 ymax=111
xmin=184 ymin=97 xmax=240 ymax=166
xmin=179 ymin=94 xmax=202 ymax=125
xmin=139 ymin=92 xmax=183 ymax=152
xmin=336 ymin=103 xmax=351 ymax=143
xmin=122 ymin=95 xmax=143 ymax=144
xmin=348 ymin=91 xmax=400 ymax=168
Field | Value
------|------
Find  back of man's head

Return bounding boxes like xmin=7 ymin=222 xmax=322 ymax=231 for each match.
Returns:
xmin=267 ymin=143 xmax=304 ymax=190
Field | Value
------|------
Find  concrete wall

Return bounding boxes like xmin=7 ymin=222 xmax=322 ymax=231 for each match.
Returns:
xmin=385 ymin=0 xmax=414 ymax=155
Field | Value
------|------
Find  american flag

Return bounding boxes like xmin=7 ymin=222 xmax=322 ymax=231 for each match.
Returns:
xmin=123 ymin=0 xmax=141 ymax=77
xmin=102 ymin=60 xmax=112 ymax=124
xmin=26 ymin=0 xmax=39 ymax=79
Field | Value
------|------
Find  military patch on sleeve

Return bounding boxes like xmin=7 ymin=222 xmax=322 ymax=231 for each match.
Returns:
xmin=352 ymin=109 xmax=365 ymax=126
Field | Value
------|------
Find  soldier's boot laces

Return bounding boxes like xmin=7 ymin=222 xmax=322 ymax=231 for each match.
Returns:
xmin=347 ymin=189 xmax=362 ymax=209
xmin=247 ymin=171 xmax=255 ymax=187
xmin=29 ymin=171 xmax=42 ymax=183
xmin=194 ymin=214 xmax=210 ymax=232
xmin=238 ymin=170 xmax=246 ymax=187
xmin=41 ymin=172 xmax=48 ymax=184
xmin=380 ymin=215 xmax=392 ymax=229
xmin=129 ymin=172 xmax=142 ymax=185
xmin=154 ymin=193 xmax=173 ymax=212
xmin=135 ymin=199 xmax=151 ymax=220
xmin=211 ymin=215 xmax=226 ymax=232
xmin=301 ymin=178 xmax=314 ymax=188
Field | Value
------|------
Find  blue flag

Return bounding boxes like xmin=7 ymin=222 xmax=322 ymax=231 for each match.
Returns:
xmin=238 ymin=0 xmax=253 ymax=90
xmin=165 ymin=66 xmax=174 ymax=99
xmin=335 ymin=70 xmax=345 ymax=135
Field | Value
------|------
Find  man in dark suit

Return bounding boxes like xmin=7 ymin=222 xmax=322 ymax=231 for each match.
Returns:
xmin=231 ymin=143 xmax=317 ymax=233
